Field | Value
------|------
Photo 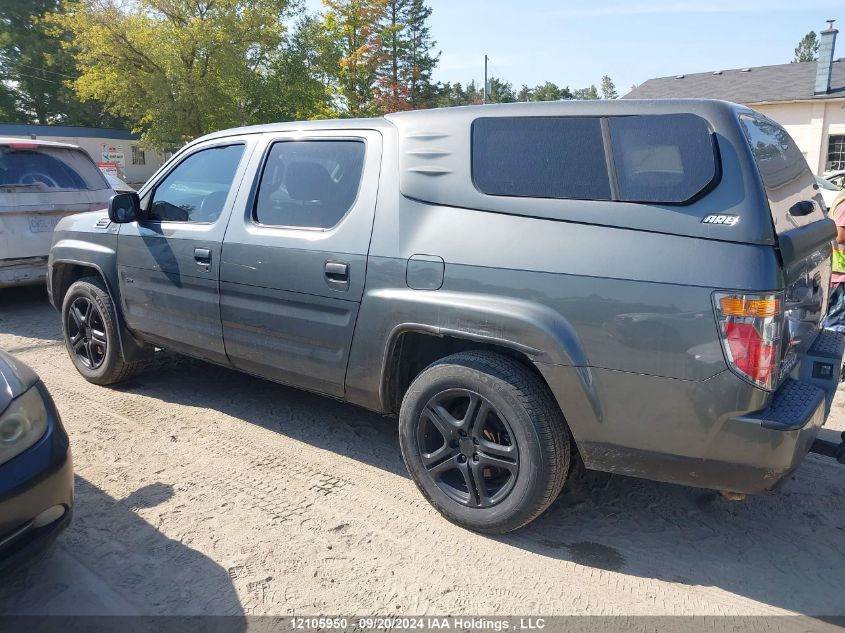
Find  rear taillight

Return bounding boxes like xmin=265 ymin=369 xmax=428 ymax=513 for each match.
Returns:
xmin=714 ymin=292 xmax=784 ymax=390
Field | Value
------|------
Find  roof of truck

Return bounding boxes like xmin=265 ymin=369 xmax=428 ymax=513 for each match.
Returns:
xmin=192 ymin=99 xmax=750 ymax=146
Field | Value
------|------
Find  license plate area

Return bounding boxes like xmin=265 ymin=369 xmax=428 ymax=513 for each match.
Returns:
xmin=28 ymin=216 xmax=61 ymax=233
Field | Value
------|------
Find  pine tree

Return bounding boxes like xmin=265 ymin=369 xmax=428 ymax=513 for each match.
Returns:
xmin=375 ymin=0 xmax=438 ymax=112
xmin=600 ymin=75 xmax=618 ymax=99
xmin=793 ymin=31 xmax=819 ymax=62
xmin=404 ymin=0 xmax=438 ymax=108
xmin=324 ymin=0 xmax=388 ymax=117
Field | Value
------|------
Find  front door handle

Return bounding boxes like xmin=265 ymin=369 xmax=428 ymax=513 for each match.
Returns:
xmin=325 ymin=261 xmax=349 ymax=288
xmin=194 ymin=247 xmax=212 ymax=271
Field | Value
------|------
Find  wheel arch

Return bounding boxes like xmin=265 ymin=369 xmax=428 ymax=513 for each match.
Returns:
xmin=380 ymin=325 xmax=552 ymax=415
xmin=50 ymin=258 xmax=152 ymax=363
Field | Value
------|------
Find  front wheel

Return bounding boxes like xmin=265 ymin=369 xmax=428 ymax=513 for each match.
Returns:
xmin=61 ymin=277 xmax=146 ymax=385
xmin=399 ymin=351 xmax=571 ymax=533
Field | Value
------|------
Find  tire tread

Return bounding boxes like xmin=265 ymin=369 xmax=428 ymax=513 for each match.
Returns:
xmin=402 ymin=350 xmax=571 ymax=533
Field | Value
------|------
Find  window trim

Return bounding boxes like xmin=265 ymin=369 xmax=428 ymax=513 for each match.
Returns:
xmin=469 ymin=114 xmax=720 ymax=206
xmin=144 ymin=141 xmax=246 ymax=225
xmin=828 ymin=133 xmax=845 ymax=173
xmin=131 ymin=145 xmax=146 ymax=166
xmin=248 ymin=137 xmax=368 ymax=232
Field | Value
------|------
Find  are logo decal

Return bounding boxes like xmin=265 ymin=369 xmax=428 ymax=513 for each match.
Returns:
xmin=702 ymin=214 xmax=739 ymax=226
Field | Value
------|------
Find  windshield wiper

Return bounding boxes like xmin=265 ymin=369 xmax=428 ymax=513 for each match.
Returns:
xmin=0 ymin=183 xmax=45 ymax=189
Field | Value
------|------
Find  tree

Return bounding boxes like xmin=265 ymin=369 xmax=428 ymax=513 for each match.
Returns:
xmin=532 ymin=81 xmax=571 ymax=101
xmin=572 ymin=85 xmax=599 ymax=100
xmin=374 ymin=0 xmax=438 ymax=113
xmin=250 ymin=15 xmax=341 ymax=123
xmin=0 ymin=0 xmax=124 ymax=125
xmin=431 ymin=80 xmax=482 ymax=107
xmin=600 ymin=75 xmax=617 ymax=99
xmin=0 ymin=82 xmax=22 ymax=122
xmin=377 ymin=0 xmax=411 ymax=112
xmin=403 ymin=0 xmax=438 ymax=108
xmin=793 ymin=31 xmax=819 ymax=62
xmin=47 ymin=0 xmax=290 ymax=150
xmin=516 ymin=84 xmax=533 ymax=102
xmin=323 ymin=0 xmax=388 ymax=117
xmin=485 ymin=76 xmax=516 ymax=103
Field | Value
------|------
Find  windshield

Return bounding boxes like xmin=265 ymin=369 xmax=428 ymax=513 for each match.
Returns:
xmin=816 ymin=175 xmax=842 ymax=191
xmin=0 ymin=145 xmax=110 ymax=191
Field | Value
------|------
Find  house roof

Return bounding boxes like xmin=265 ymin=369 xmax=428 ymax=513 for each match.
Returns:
xmin=624 ymin=59 xmax=845 ymax=104
xmin=0 ymin=124 xmax=139 ymax=140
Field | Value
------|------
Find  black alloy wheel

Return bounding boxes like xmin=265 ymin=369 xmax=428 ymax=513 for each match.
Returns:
xmin=417 ymin=388 xmax=519 ymax=508
xmin=65 ymin=296 xmax=108 ymax=370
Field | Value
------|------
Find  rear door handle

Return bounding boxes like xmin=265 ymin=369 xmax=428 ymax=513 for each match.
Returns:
xmin=325 ymin=261 xmax=349 ymax=287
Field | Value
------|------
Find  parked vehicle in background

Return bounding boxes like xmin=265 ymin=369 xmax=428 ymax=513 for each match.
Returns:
xmin=0 ymin=139 xmax=114 ymax=288
xmin=826 ymin=170 xmax=845 ymax=189
xmin=48 ymin=100 xmax=845 ymax=533
xmin=103 ymin=173 xmax=135 ymax=193
xmin=816 ymin=175 xmax=843 ymax=210
xmin=0 ymin=349 xmax=73 ymax=570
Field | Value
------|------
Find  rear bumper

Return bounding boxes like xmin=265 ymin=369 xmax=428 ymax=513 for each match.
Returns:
xmin=0 ymin=257 xmax=47 ymax=288
xmin=538 ymin=330 xmax=845 ymax=494
xmin=0 ymin=384 xmax=74 ymax=573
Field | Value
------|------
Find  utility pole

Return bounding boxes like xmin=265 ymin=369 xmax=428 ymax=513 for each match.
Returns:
xmin=483 ymin=54 xmax=489 ymax=104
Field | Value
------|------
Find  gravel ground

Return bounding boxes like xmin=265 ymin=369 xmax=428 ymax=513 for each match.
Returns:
xmin=0 ymin=284 xmax=844 ymax=617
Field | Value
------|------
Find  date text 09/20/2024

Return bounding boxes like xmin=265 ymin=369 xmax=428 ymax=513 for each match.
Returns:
xmin=290 ymin=617 xmax=547 ymax=630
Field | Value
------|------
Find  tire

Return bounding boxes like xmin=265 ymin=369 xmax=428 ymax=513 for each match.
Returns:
xmin=399 ymin=350 xmax=571 ymax=534
xmin=61 ymin=276 xmax=147 ymax=385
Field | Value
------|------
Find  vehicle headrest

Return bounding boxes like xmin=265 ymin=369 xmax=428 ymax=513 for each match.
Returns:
xmin=286 ymin=162 xmax=334 ymax=202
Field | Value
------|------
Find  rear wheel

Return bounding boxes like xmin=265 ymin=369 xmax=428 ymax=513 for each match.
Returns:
xmin=399 ymin=351 xmax=570 ymax=533
xmin=61 ymin=277 xmax=146 ymax=385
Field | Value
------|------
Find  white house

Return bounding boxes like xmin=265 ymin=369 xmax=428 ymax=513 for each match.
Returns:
xmin=0 ymin=124 xmax=167 ymax=187
xmin=625 ymin=20 xmax=844 ymax=176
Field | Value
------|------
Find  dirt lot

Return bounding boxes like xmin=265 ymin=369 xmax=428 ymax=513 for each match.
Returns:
xmin=0 ymin=285 xmax=844 ymax=616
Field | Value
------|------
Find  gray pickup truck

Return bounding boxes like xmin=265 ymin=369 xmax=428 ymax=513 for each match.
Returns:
xmin=47 ymin=100 xmax=845 ymax=533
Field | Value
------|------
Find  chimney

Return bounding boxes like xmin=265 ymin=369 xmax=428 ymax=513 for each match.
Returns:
xmin=815 ymin=19 xmax=838 ymax=95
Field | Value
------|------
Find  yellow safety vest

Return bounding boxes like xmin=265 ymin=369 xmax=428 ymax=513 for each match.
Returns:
xmin=830 ymin=189 xmax=845 ymax=275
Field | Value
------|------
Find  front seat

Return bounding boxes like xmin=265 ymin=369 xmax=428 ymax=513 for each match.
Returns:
xmin=283 ymin=162 xmax=342 ymax=228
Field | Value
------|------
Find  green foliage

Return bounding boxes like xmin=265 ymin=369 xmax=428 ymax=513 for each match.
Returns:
xmin=401 ymin=0 xmax=438 ymax=108
xmin=430 ymin=80 xmax=481 ymax=107
xmin=7 ymin=0 xmax=618 ymax=139
xmin=250 ymin=15 xmax=341 ymax=123
xmin=0 ymin=82 xmax=23 ymax=122
xmin=793 ymin=31 xmax=819 ymax=63
xmin=47 ymin=0 xmax=291 ymax=150
xmin=571 ymin=85 xmax=599 ymax=100
xmin=0 ymin=0 xmax=123 ymax=125
xmin=323 ymin=0 xmax=388 ymax=117
xmin=600 ymin=75 xmax=617 ymax=99
xmin=532 ymin=81 xmax=572 ymax=101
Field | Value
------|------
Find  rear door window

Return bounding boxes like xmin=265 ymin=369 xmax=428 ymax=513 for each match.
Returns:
xmin=740 ymin=115 xmax=824 ymax=233
xmin=607 ymin=114 xmax=717 ymax=203
xmin=472 ymin=117 xmax=611 ymax=200
xmin=0 ymin=145 xmax=109 ymax=191
xmin=253 ymin=140 xmax=366 ymax=229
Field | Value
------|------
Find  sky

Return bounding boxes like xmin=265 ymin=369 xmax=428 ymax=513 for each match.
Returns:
xmin=302 ymin=0 xmax=842 ymax=96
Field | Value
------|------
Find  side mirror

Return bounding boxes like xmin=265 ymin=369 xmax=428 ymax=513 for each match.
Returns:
xmin=108 ymin=192 xmax=141 ymax=223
